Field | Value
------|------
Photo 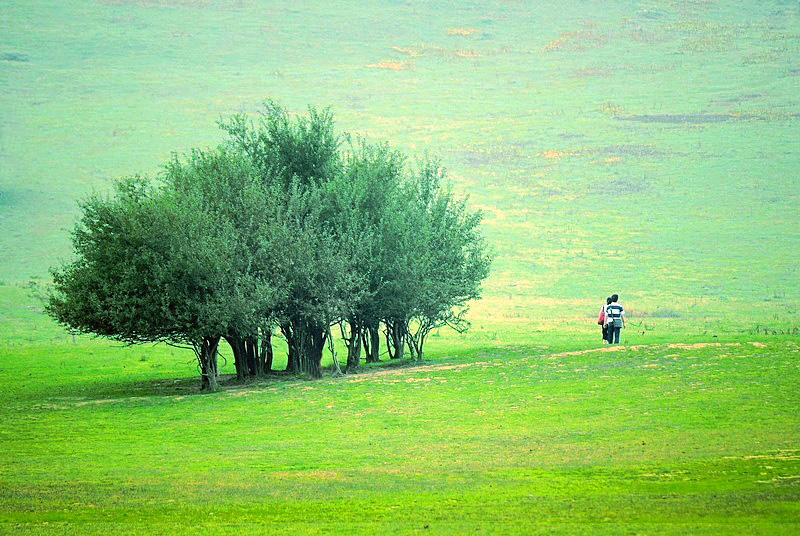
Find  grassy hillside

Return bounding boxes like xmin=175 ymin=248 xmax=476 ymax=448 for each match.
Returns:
xmin=1 ymin=1 xmax=799 ymax=532
xmin=2 ymin=1 xmax=798 ymax=327
xmin=1 ymin=334 xmax=799 ymax=533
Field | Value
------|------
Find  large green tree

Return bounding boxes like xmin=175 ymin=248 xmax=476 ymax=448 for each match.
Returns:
xmin=47 ymin=175 xmax=247 ymax=391
xmin=333 ymin=139 xmax=407 ymax=370
xmin=161 ymin=146 xmax=287 ymax=380
xmin=49 ymin=100 xmax=491 ymax=386
xmin=395 ymin=157 xmax=492 ymax=361
xmin=273 ymin=182 xmax=365 ymax=378
xmin=220 ymin=102 xmax=363 ymax=378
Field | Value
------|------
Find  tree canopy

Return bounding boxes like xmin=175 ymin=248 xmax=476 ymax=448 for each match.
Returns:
xmin=48 ymin=101 xmax=492 ymax=389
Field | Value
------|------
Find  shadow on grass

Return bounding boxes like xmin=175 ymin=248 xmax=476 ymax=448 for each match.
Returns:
xmin=41 ymin=340 xmax=551 ymax=406
xmin=41 ymin=356 xmax=457 ymax=406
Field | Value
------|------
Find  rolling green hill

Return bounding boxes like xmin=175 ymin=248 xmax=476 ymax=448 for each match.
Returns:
xmin=2 ymin=1 xmax=797 ymax=331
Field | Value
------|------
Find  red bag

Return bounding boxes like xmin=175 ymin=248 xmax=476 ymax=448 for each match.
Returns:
xmin=597 ymin=310 xmax=605 ymax=325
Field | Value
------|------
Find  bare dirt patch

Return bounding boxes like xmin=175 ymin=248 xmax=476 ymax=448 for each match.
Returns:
xmin=668 ymin=342 xmax=734 ymax=349
xmin=448 ymin=28 xmax=480 ymax=36
xmin=534 ymin=145 xmax=669 ymax=163
xmin=391 ymin=46 xmax=421 ymax=57
xmin=366 ymin=61 xmax=415 ymax=71
xmin=543 ymin=30 xmax=608 ymax=51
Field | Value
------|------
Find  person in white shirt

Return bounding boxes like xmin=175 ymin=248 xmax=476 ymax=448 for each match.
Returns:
xmin=605 ymin=294 xmax=625 ymax=344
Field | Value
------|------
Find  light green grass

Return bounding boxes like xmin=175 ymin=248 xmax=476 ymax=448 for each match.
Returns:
xmin=1 ymin=333 xmax=799 ymax=533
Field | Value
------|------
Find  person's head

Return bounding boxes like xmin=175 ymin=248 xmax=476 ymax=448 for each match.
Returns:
xmin=611 ymin=293 xmax=619 ymax=302
xmin=606 ymin=296 xmax=612 ymax=305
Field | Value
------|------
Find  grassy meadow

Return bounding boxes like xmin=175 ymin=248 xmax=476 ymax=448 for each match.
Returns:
xmin=1 ymin=1 xmax=799 ymax=533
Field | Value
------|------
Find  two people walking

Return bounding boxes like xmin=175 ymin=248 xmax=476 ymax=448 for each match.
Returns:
xmin=598 ymin=294 xmax=625 ymax=344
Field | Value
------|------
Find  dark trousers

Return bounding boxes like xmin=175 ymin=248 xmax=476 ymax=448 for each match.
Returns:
xmin=609 ymin=326 xmax=621 ymax=344
xmin=602 ymin=325 xmax=610 ymax=342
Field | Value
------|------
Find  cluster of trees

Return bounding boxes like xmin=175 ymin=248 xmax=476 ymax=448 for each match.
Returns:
xmin=47 ymin=102 xmax=492 ymax=390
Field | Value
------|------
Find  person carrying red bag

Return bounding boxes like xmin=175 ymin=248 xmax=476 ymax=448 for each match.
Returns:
xmin=598 ymin=296 xmax=612 ymax=344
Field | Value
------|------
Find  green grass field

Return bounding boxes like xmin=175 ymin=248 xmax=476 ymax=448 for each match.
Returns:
xmin=2 ymin=331 xmax=799 ymax=533
xmin=2 ymin=1 xmax=799 ymax=533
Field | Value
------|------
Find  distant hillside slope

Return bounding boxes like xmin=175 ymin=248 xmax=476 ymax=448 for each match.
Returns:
xmin=2 ymin=1 xmax=797 ymax=326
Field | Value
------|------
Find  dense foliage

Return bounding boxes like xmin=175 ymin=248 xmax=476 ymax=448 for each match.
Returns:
xmin=47 ymin=102 xmax=492 ymax=388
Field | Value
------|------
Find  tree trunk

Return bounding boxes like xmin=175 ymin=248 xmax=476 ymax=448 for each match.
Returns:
xmin=408 ymin=318 xmax=434 ymax=361
xmin=407 ymin=330 xmax=425 ymax=361
xmin=227 ymin=335 xmax=247 ymax=382
xmin=363 ymin=320 xmax=380 ymax=363
xmin=298 ymin=318 xmax=326 ymax=378
xmin=199 ymin=336 xmax=221 ymax=391
xmin=245 ymin=337 xmax=258 ymax=377
xmin=344 ymin=317 xmax=362 ymax=372
xmin=386 ymin=319 xmax=406 ymax=360
xmin=284 ymin=319 xmax=325 ymax=378
xmin=282 ymin=323 xmax=300 ymax=373
xmin=302 ymin=322 xmax=325 ymax=379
